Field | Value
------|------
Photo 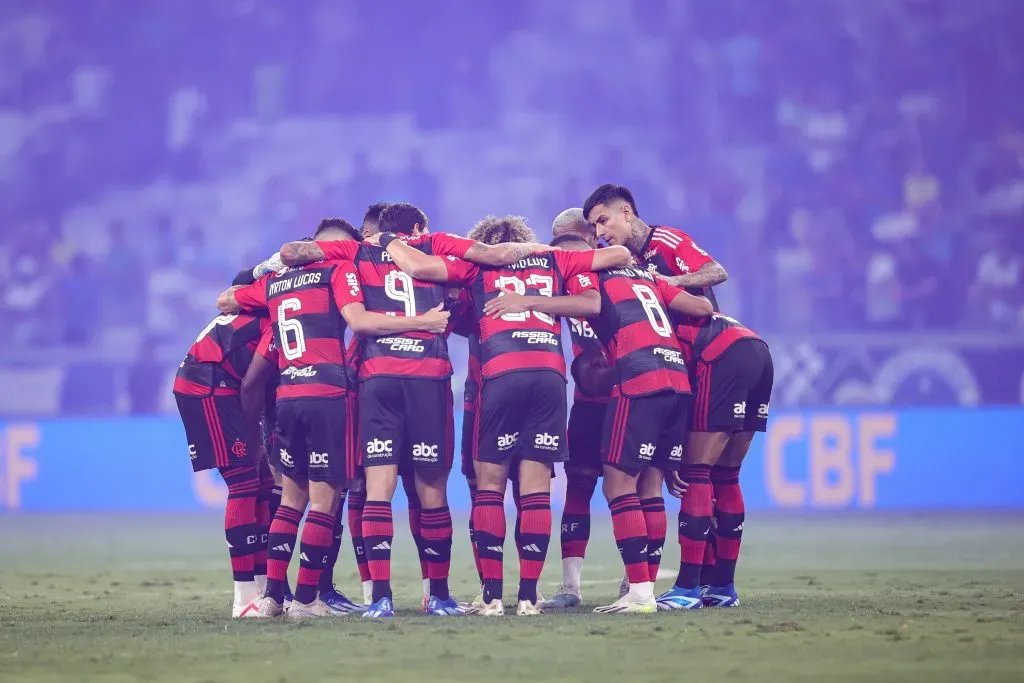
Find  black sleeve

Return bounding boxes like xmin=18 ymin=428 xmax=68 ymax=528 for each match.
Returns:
xmin=232 ymin=268 xmax=257 ymax=287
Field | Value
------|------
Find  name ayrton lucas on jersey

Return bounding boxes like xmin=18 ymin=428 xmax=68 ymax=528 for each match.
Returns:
xmin=268 ymin=271 xmax=323 ymax=296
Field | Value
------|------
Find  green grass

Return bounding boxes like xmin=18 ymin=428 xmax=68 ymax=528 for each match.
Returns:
xmin=1 ymin=513 xmax=1023 ymax=683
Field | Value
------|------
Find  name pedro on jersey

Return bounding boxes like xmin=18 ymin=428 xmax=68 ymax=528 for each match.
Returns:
xmin=269 ymin=271 xmax=323 ymax=296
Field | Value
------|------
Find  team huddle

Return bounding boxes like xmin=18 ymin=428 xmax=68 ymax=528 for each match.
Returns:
xmin=173 ymin=184 xmax=774 ymax=618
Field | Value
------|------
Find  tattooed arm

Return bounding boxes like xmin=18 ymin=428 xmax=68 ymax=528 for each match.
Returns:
xmin=462 ymin=241 xmax=551 ymax=266
xmin=659 ymin=261 xmax=729 ymax=289
xmin=279 ymin=241 xmax=326 ymax=266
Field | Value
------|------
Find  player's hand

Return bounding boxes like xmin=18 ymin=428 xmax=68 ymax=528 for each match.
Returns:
xmin=667 ymin=471 xmax=689 ymax=499
xmin=420 ymin=302 xmax=450 ymax=333
xmin=253 ymin=252 xmax=285 ymax=277
xmin=484 ymin=288 xmax=531 ymax=318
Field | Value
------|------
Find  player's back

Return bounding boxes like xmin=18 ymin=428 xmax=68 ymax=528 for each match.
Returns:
xmin=469 ymin=252 xmax=569 ymax=380
xmin=265 ymin=260 xmax=353 ymax=400
xmin=174 ymin=312 xmax=268 ymax=396
xmin=588 ymin=266 xmax=691 ymax=397
xmin=352 ymin=242 xmax=452 ymax=380
xmin=675 ymin=311 xmax=761 ymax=364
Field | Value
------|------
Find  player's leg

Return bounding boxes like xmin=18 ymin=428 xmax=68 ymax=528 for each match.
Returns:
xmin=660 ymin=360 xmax=736 ymax=610
xmin=358 ymin=379 xmax=403 ymax=617
xmin=545 ymin=399 xmax=602 ymax=609
xmin=254 ymin=457 xmax=274 ymax=595
xmin=178 ymin=394 xmax=250 ymax=615
xmin=462 ymin=401 xmax=485 ymax=610
xmin=401 ymin=471 xmax=430 ymax=605
xmin=346 ymin=479 xmax=372 ymax=604
xmin=258 ymin=464 xmax=308 ymax=617
xmin=289 ymin=397 xmax=353 ymax=618
xmin=472 ymin=375 xmax=520 ymax=616
xmin=513 ymin=371 xmax=568 ymax=615
xmin=592 ymin=394 xmax=662 ymax=614
xmin=638 ymin=468 xmax=667 ymax=585
xmin=408 ymin=379 xmax=461 ymax=615
xmin=219 ymin=462 xmax=261 ymax=614
xmin=705 ymin=340 xmax=773 ymax=607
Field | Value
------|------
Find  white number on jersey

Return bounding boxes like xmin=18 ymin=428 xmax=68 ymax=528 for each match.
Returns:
xmin=493 ymin=274 xmax=555 ymax=324
xmin=277 ymin=297 xmax=307 ymax=360
xmin=631 ymin=284 xmax=673 ymax=338
xmin=384 ymin=271 xmax=417 ymax=317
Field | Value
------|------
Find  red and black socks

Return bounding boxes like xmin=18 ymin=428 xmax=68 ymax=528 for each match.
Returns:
xmin=221 ymin=465 xmax=259 ymax=590
xmin=610 ymin=493 xmax=650 ymax=585
xmin=420 ymin=505 xmax=454 ymax=600
xmin=675 ymin=464 xmax=713 ymax=589
xmin=517 ymin=492 xmax=552 ymax=603
xmin=347 ymin=490 xmax=371 ymax=584
xmin=266 ymin=504 xmax=303 ymax=603
xmin=295 ymin=510 xmax=334 ymax=605
xmin=472 ymin=489 xmax=506 ymax=603
xmin=641 ymin=496 xmax=667 ymax=580
xmin=362 ymin=500 xmax=394 ymax=602
xmin=317 ymin=491 xmax=346 ymax=593
xmin=711 ymin=466 xmax=744 ymax=586
xmin=561 ymin=473 xmax=596 ymax=560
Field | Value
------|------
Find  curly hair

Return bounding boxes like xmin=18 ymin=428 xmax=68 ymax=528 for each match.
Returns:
xmin=467 ymin=215 xmax=536 ymax=245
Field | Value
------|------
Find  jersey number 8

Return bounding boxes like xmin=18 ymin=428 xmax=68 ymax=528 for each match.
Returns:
xmin=277 ymin=297 xmax=307 ymax=360
xmin=631 ymin=284 xmax=673 ymax=338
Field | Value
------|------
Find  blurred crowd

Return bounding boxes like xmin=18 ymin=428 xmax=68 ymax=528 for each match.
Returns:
xmin=0 ymin=0 xmax=1022 ymax=412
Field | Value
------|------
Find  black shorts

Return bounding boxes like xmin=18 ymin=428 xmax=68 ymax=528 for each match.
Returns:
xmin=602 ymin=391 xmax=691 ymax=476
xmin=477 ymin=370 xmax=568 ymax=466
xmin=461 ymin=400 xmax=479 ymax=479
xmin=176 ymin=393 xmax=256 ymax=472
xmin=567 ymin=399 xmax=608 ymax=473
xmin=692 ymin=339 xmax=773 ymax=433
xmin=359 ymin=378 xmax=454 ymax=472
xmin=274 ymin=396 xmax=350 ymax=485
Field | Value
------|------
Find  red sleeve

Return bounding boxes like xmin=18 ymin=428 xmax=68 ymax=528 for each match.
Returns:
xmin=666 ymin=231 xmax=714 ymax=275
xmin=329 ymin=261 xmax=365 ymax=310
xmin=563 ymin=271 xmax=599 ymax=296
xmin=233 ymin=275 xmax=269 ymax=311
xmin=255 ymin=319 xmax=277 ymax=363
xmin=316 ymin=240 xmax=360 ymax=261
xmin=553 ymin=250 xmax=598 ymax=280
xmin=441 ymin=255 xmax=479 ymax=285
xmin=428 ymin=233 xmax=475 ymax=259
xmin=656 ymin=278 xmax=686 ymax=304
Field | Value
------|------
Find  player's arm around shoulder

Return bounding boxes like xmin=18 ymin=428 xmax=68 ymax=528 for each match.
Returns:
xmin=586 ymin=245 xmax=632 ymax=272
xmin=463 ymin=240 xmax=552 ymax=266
xmin=381 ymin=233 xmax=454 ymax=282
xmin=219 ymin=274 xmax=271 ymax=313
xmin=660 ymin=279 xmax=714 ymax=317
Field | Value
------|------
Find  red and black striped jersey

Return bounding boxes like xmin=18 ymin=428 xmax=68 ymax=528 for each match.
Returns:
xmin=446 ymin=250 xmax=598 ymax=380
xmin=349 ymin=242 xmax=476 ymax=381
xmin=173 ymin=313 xmax=274 ymax=397
xmin=566 ymin=313 xmax=611 ymax=403
xmin=234 ymin=260 xmax=363 ymax=400
xmin=405 ymin=232 xmax=476 ymax=259
xmin=448 ymin=291 xmax=482 ymax=410
xmin=637 ymin=225 xmax=719 ymax=311
xmin=675 ymin=312 xmax=762 ymax=364
xmin=567 ymin=267 xmax=691 ymax=398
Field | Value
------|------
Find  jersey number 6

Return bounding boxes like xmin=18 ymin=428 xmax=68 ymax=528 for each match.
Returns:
xmin=277 ymin=297 xmax=307 ymax=360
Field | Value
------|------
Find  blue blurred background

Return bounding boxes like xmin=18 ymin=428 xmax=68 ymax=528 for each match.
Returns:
xmin=0 ymin=0 xmax=1021 ymax=511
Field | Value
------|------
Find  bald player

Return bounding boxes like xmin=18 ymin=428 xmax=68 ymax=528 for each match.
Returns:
xmin=551 ymin=208 xmax=597 ymax=248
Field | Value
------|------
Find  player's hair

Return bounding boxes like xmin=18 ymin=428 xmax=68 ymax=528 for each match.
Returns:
xmin=467 ymin=215 xmax=536 ymax=245
xmin=583 ymin=184 xmax=639 ymax=220
xmin=551 ymin=208 xmax=590 ymax=237
xmin=379 ymin=203 xmax=427 ymax=235
xmin=550 ymin=233 xmax=590 ymax=249
xmin=362 ymin=202 xmax=390 ymax=235
xmin=314 ymin=218 xmax=360 ymax=241
xmin=571 ymin=350 xmax=613 ymax=398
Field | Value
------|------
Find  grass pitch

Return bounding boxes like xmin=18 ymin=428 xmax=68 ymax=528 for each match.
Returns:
xmin=1 ymin=512 xmax=1023 ymax=683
